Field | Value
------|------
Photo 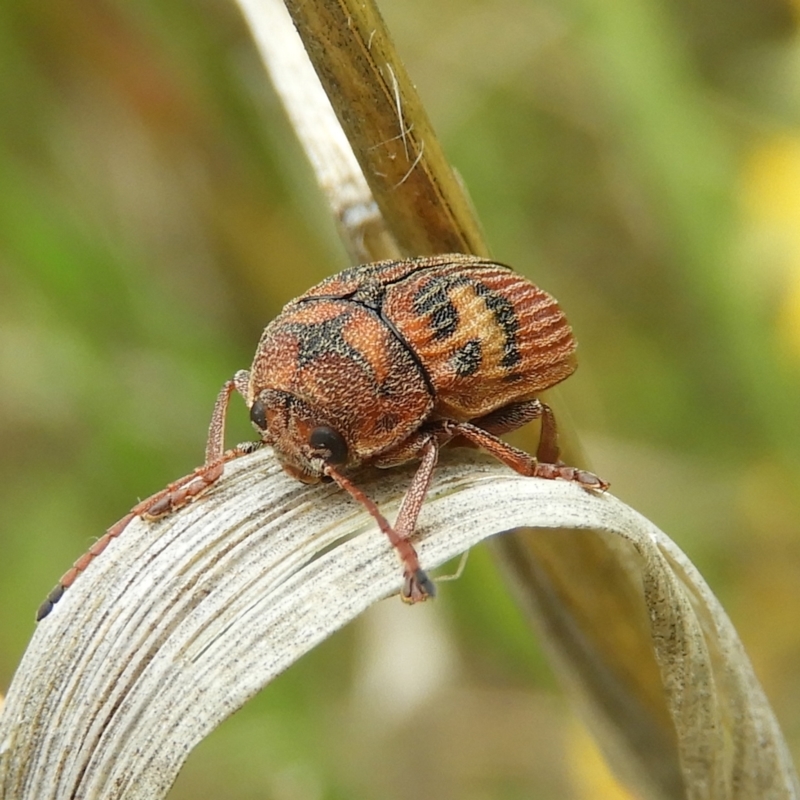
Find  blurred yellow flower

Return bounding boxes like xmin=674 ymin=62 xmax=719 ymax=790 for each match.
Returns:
xmin=742 ymin=135 xmax=800 ymax=360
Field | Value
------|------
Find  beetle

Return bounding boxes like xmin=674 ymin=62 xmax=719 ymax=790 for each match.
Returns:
xmin=37 ymin=254 xmax=607 ymax=620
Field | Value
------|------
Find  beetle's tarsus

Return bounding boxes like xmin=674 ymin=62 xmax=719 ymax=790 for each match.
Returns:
xmin=574 ymin=469 xmax=609 ymax=491
xmin=401 ymin=568 xmax=436 ymax=603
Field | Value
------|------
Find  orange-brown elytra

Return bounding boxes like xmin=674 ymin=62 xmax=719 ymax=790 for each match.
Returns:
xmin=36 ymin=254 xmax=607 ymax=620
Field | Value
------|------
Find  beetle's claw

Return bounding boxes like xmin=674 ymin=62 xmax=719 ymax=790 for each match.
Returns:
xmin=401 ymin=568 xmax=436 ymax=603
xmin=574 ymin=469 xmax=610 ymax=492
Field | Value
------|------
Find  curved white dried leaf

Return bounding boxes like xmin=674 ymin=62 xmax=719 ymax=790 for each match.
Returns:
xmin=0 ymin=447 xmax=796 ymax=799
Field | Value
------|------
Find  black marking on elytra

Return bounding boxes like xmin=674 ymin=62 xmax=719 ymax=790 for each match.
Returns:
xmin=413 ymin=280 xmax=459 ymax=340
xmin=431 ymin=303 xmax=459 ymax=340
xmin=451 ymin=338 xmax=482 ymax=378
xmin=284 ymin=310 xmax=375 ymax=380
xmin=297 ymin=294 xmax=438 ymax=400
xmin=474 ymin=283 xmax=521 ymax=369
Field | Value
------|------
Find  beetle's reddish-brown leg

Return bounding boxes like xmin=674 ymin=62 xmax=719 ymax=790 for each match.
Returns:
xmin=37 ymin=371 xmax=255 ymax=621
xmin=535 ymin=402 xmax=560 ymax=464
xmin=468 ymin=399 xmax=560 ymax=462
xmin=144 ymin=371 xmax=252 ymax=519
xmin=444 ymin=420 xmax=608 ymax=490
xmin=470 ymin=399 xmax=544 ymax=438
xmin=393 ymin=438 xmax=439 ymax=540
xmin=323 ymin=463 xmax=436 ymax=603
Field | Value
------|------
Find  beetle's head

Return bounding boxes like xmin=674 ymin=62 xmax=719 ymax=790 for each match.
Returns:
xmin=248 ymin=388 xmax=350 ymax=483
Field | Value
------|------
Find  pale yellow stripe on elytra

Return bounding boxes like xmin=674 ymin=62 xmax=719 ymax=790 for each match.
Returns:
xmin=452 ymin=280 xmax=512 ymax=378
xmin=401 ymin=281 xmax=498 ymax=388
xmin=438 ymin=278 xmax=576 ymax=418
xmin=384 ymin=268 xmax=577 ymax=420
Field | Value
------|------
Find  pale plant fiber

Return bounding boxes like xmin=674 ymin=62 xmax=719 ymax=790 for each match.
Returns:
xmin=0 ymin=0 xmax=797 ymax=798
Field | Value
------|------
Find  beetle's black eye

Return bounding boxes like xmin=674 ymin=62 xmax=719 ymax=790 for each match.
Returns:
xmin=309 ymin=426 xmax=348 ymax=465
xmin=250 ymin=398 xmax=267 ymax=430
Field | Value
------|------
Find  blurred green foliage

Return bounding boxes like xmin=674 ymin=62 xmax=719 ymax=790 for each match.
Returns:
xmin=1 ymin=0 xmax=799 ymax=797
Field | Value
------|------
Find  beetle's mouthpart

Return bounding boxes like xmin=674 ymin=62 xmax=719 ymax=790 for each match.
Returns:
xmin=279 ymin=459 xmax=323 ymax=484
xmin=323 ymin=463 xmax=431 ymax=601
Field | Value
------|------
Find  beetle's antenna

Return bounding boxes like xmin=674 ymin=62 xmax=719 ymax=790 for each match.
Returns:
xmin=323 ymin=464 xmax=435 ymax=601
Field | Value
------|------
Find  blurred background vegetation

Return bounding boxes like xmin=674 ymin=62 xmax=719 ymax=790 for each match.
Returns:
xmin=1 ymin=0 xmax=800 ymax=797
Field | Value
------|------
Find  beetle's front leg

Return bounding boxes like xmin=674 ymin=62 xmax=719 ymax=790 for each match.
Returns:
xmin=326 ymin=431 xmax=444 ymax=604
xmin=325 ymin=446 xmax=438 ymax=604
xmin=391 ymin=436 xmax=441 ymax=602
xmin=37 ymin=372 xmax=255 ymax=621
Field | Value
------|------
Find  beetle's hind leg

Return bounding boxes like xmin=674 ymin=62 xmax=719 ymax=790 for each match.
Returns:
xmin=444 ymin=419 xmax=608 ymax=491
xmin=468 ymin=398 xmax=561 ymax=463
xmin=469 ymin=399 xmax=543 ymax=437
